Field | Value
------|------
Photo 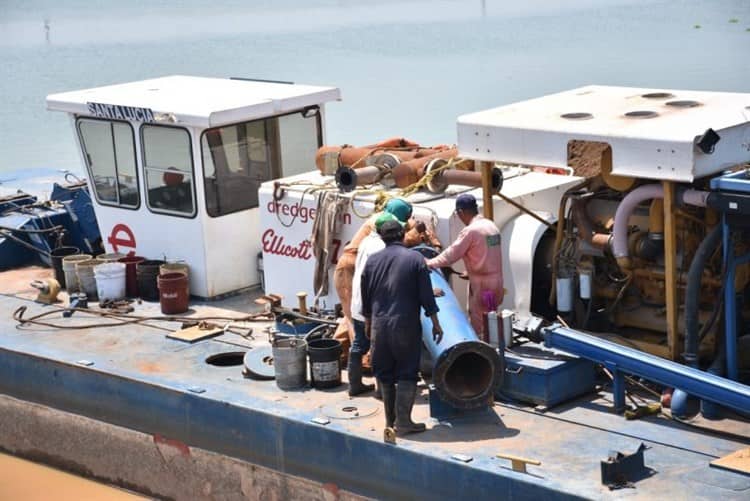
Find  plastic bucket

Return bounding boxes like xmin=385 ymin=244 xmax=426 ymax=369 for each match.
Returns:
xmin=160 ymin=262 xmax=189 ymax=278
xmin=157 ymin=272 xmax=190 ymax=314
xmin=94 ymin=262 xmax=126 ymax=302
xmin=136 ymin=260 xmax=165 ymax=301
xmin=50 ymin=247 xmax=80 ymax=288
xmin=118 ymin=255 xmax=145 ymax=297
xmin=96 ymin=252 xmax=126 ymax=263
xmin=61 ymin=253 xmax=91 ymax=293
xmin=308 ymin=338 xmax=342 ymax=389
xmin=272 ymin=338 xmax=308 ymax=390
xmin=75 ymin=259 xmax=100 ymax=301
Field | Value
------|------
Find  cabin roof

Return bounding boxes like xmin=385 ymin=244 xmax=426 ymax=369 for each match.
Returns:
xmin=457 ymin=85 xmax=750 ymax=182
xmin=46 ymin=75 xmax=341 ymax=128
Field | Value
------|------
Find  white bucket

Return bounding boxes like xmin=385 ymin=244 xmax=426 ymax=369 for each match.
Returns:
xmin=94 ymin=262 xmax=127 ymax=302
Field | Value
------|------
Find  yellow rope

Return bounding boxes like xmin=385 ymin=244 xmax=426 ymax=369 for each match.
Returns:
xmin=397 ymin=156 xmax=463 ymax=198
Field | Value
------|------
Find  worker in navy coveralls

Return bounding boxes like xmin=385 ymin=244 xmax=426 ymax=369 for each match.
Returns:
xmin=361 ymin=217 xmax=443 ymax=434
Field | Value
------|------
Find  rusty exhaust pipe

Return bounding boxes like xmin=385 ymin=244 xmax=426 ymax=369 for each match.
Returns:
xmin=424 ymin=159 xmax=504 ymax=194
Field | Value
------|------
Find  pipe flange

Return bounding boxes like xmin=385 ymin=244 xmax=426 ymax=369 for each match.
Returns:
xmin=243 ymin=347 xmax=275 ymax=380
xmin=432 ymin=341 xmax=504 ymax=409
xmin=411 ymin=244 xmax=440 ymax=260
xmin=321 ymin=399 xmax=380 ymax=420
xmin=425 ymin=158 xmax=449 ymax=193
xmin=335 ymin=166 xmax=357 ymax=193
xmin=366 ymin=153 xmax=400 ymax=169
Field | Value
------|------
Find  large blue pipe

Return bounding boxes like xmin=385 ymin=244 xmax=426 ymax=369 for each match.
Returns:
xmin=543 ymin=324 xmax=750 ymax=415
xmin=419 ymin=267 xmax=503 ymax=409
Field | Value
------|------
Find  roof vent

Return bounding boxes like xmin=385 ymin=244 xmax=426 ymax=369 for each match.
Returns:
xmin=561 ymin=112 xmax=593 ymax=120
xmin=666 ymin=100 xmax=702 ymax=108
xmin=624 ymin=110 xmax=658 ymax=119
xmin=642 ymin=92 xmax=674 ymax=99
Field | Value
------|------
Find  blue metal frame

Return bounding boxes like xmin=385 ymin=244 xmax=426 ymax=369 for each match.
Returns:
xmin=709 ymin=168 xmax=750 ymax=192
xmin=709 ymin=168 xmax=750 ymax=382
xmin=722 ymin=223 xmax=750 ymax=381
xmin=543 ymin=325 xmax=750 ymax=415
xmin=0 ymin=346 xmax=573 ymax=500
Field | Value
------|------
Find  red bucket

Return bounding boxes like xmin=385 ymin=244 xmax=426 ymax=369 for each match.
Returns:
xmin=118 ymin=255 xmax=145 ymax=298
xmin=157 ymin=272 xmax=189 ymax=314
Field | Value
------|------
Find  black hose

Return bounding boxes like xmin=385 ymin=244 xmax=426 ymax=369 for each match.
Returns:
xmin=684 ymin=225 xmax=722 ymax=367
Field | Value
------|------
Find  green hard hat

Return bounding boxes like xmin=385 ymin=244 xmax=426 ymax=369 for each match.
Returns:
xmin=375 ymin=212 xmax=405 ymax=230
xmin=384 ymin=198 xmax=412 ymax=223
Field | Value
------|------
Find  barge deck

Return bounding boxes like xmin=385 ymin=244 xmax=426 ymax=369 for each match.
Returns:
xmin=1 ymin=268 xmax=748 ymax=500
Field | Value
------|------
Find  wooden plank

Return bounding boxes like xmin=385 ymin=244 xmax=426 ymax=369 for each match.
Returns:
xmin=663 ymin=181 xmax=679 ymax=360
xmin=711 ymin=447 xmax=750 ymax=475
xmin=167 ymin=324 xmax=223 ymax=343
xmin=480 ymin=161 xmax=494 ymax=220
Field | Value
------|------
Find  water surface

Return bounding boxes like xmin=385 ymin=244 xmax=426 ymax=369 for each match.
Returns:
xmin=0 ymin=0 xmax=748 ymax=175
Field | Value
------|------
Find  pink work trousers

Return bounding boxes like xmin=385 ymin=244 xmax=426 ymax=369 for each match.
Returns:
xmin=468 ymin=273 xmax=503 ymax=343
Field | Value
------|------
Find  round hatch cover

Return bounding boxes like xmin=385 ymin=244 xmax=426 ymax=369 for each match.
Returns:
xmin=243 ymin=347 xmax=275 ymax=380
xmin=321 ymin=399 xmax=380 ymax=420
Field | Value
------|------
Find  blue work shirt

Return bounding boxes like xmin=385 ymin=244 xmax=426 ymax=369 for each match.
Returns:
xmin=361 ymin=242 xmax=439 ymax=335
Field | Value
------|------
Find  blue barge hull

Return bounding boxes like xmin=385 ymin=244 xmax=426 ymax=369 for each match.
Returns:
xmin=0 ymin=272 xmax=748 ymax=499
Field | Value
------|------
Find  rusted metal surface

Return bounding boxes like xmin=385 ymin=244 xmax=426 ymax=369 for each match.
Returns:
xmin=0 ymin=285 xmax=748 ymax=499
xmin=0 ymin=395 xmax=366 ymax=501
xmin=0 ymin=266 xmax=55 ymax=299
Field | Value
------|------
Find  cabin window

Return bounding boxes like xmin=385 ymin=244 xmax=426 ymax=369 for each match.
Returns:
xmin=201 ymin=107 xmax=322 ymax=217
xmin=77 ymin=118 xmax=139 ymax=208
xmin=141 ymin=125 xmax=195 ymax=217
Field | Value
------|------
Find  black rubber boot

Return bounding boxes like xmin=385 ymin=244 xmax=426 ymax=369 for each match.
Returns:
xmin=347 ymin=352 xmax=375 ymax=396
xmin=373 ymin=380 xmax=383 ymax=401
xmin=380 ymin=380 xmax=396 ymax=428
xmin=395 ymin=380 xmax=426 ymax=434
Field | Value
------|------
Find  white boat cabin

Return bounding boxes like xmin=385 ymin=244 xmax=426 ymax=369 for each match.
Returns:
xmin=47 ymin=75 xmax=341 ymax=298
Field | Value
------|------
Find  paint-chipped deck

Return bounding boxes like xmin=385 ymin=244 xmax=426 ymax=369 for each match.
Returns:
xmin=0 ymin=267 xmax=748 ymax=499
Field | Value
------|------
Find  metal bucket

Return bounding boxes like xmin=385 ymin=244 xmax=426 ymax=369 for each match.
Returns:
xmin=307 ymin=338 xmax=342 ymax=389
xmin=272 ymin=338 xmax=308 ymax=390
xmin=62 ymin=254 xmax=92 ymax=293
xmin=50 ymin=246 xmax=80 ymax=288
xmin=96 ymin=252 xmax=126 ymax=264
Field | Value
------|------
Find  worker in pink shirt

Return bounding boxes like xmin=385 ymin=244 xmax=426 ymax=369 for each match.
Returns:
xmin=426 ymin=194 xmax=503 ymax=342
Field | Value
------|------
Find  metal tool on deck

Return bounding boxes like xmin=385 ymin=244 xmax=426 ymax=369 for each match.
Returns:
xmin=30 ymin=278 xmax=60 ymax=304
xmin=600 ymin=443 xmax=652 ymax=489
xmin=255 ymin=292 xmax=339 ymax=327
xmin=62 ymin=292 xmax=88 ymax=317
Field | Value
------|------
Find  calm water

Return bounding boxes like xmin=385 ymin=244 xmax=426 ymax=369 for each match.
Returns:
xmin=0 ymin=0 xmax=748 ymax=175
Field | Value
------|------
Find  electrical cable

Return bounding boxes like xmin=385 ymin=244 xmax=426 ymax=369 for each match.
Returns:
xmin=13 ymin=305 xmax=273 ymax=331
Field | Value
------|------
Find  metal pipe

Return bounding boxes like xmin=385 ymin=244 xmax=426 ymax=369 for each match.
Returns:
xmin=392 ymin=149 xmax=458 ymax=188
xmin=684 ymin=225 xmax=722 ymax=368
xmin=334 ymin=165 xmax=383 ymax=192
xmin=543 ymin=324 xmax=750 ymax=415
xmin=424 ymin=161 xmax=503 ymax=194
xmin=612 ymin=184 xmax=709 ymax=270
xmin=416 ymin=248 xmax=503 ymax=408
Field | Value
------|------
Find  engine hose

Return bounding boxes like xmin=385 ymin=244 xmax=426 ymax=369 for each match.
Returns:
xmin=684 ymin=225 xmax=722 ymax=368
